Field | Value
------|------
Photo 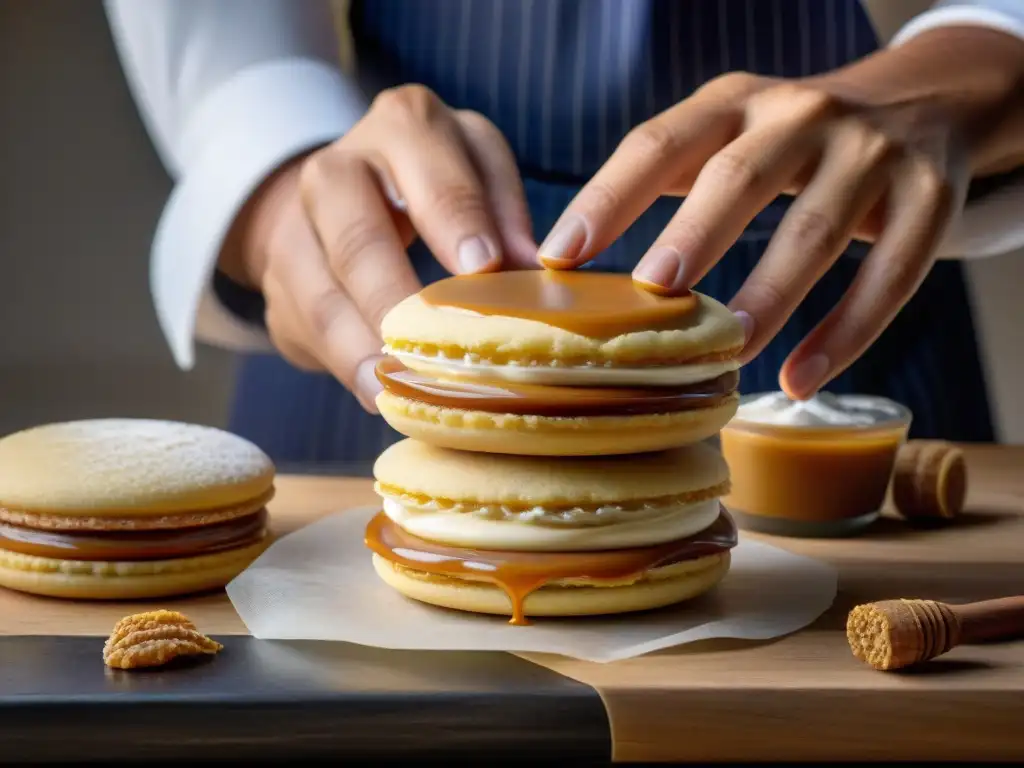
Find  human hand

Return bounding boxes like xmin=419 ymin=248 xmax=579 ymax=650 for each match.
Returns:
xmin=220 ymin=86 xmax=537 ymax=411
xmin=540 ymin=27 xmax=1024 ymax=399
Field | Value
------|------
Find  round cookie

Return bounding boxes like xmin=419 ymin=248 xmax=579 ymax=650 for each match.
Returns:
xmin=372 ymin=550 xmax=731 ymax=619
xmin=0 ymin=542 xmax=269 ymax=600
xmin=376 ymin=271 xmax=744 ymax=456
xmin=374 ymin=378 xmax=738 ymax=457
xmin=0 ymin=419 xmax=275 ymax=599
xmin=367 ymin=439 xmax=737 ymax=622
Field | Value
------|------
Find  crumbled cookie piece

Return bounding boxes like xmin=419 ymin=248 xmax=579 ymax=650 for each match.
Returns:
xmin=103 ymin=609 xmax=223 ymax=669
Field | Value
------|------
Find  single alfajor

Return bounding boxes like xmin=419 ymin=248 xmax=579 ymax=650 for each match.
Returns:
xmin=0 ymin=419 xmax=274 ymax=600
xmin=376 ymin=270 xmax=744 ymax=455
xmin=367 ymin=438 xmax=737 ymax=623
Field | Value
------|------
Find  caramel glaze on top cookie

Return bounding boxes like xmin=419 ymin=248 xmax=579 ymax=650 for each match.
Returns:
xmin=375 ymin=271 xmax=745 ymax=456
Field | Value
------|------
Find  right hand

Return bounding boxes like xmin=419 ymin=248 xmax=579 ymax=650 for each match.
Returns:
xmin=221 ymin=85 xmax=537 ymax=411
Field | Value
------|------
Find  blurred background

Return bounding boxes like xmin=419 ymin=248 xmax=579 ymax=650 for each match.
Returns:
xmin=1 ymin=0 xmax=1021 ymax=442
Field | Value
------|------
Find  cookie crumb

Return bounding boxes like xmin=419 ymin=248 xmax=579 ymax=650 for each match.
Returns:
xmin=103 ymin=610 xmax=222 ymax=669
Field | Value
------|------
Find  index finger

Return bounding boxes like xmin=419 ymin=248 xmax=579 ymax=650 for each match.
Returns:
xmin=538 ymin=98 xmax=738 ymax=269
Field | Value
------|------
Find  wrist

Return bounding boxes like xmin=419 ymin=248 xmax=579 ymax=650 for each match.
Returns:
xmin=219 ymin=155 xmax=307 ymax=289
xmin=817 ymin=26 xmax=1024 ymax=176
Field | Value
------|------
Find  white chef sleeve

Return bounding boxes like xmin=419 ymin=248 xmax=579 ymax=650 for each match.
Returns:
xmin=104 ymin=0 xmax=368 ymax=368
xmin=891 ymin=0 xmax=1024 ymax=260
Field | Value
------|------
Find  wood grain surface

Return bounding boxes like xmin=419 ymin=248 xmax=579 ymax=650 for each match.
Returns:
xmin=1 ymin=447 xmax=1021 ymax=762
xmin=523 ymin=445 xmax=1024 ymax=762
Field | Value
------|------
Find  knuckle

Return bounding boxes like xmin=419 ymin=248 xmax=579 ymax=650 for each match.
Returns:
xmin=841 ymin=122 xmax=896 ymax=165
xmin=782 ymin=208 xmax=842 ymax=257
xmin=297 ymin=149 xmax=331 ymax=200
xmin=703 ymin=70 xmax=761 ymax=98
xmin=805 ymin=87 xmax=838 ymax=116
xmin=797 ymin=86 xmax=839 ymax=119
xmin=705 ymin=150 xmax=761 ymax=190
xmin=372 ymin=84 xmax=445 ymax=126
xmin=741 ymin=276 xmax=789 ymax=317
xmin=915 ymin=162 xmax=953 ymax=208
xmin=325 ymin=218 xmax=396 ymax=273
xmin=757 ymin=83 xmax=838 ymax=123
xmin=429 ymin=182 xmax=489 ymax=223
xmin=454 ymin=109 xmax=495 ymax=134
xmin=297 ymin=147 xmax=366 ymax=208
xmin=454 ymin=110 xmax=517 ymax=166
xmin=622 ymin=120 xmax=679 ymax=161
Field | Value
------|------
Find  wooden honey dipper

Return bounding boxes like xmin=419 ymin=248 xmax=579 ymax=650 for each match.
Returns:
xmin=847 ymin=596 xmax=1024 ymax=671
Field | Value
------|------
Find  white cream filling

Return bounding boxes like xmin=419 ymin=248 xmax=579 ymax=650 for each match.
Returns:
xmin=382 ymin=497 xmax=721 ymax=551
xmin=737 ymin=391 xmax=908 ymax=427
xmin=377 ymin=490 xmax=703 ymax=526
xmin=387 ymin=348 xmax=738 ymax=386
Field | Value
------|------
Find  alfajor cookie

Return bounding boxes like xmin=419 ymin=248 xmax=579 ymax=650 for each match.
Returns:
xmin=0 ymin=419 xmax=274 ymax=600
xmin=366 ymin=438 xmax=736 ymax=623
xmin=376 ymin=270 xmax=744 ymax=456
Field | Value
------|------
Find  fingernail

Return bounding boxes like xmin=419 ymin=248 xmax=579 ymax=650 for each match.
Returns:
xmin=355 ymin=356 xmax=385 ymax=413
xmin=539 ymin=215 xmax=588 ymax=268
xmin=784 ymin=353 xmax=829 ymax=399
xmin=458 ymin=236 xmax=499 ymax=274
xmin=633 ymin=247 xmax=687 ymax=295
xmin=734 ymin=310 xmax=755 ymax=343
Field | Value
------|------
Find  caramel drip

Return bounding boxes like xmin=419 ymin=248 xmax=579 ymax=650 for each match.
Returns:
xmin=0 ymin=509 xmax=268 ymax=561
xmin=418 ymin=271 xmax=698 ymax=338
xmin=365 ymin=508 xmax=737 ymax=625
xmin=376 ymin=358 xmax=738 ymax=416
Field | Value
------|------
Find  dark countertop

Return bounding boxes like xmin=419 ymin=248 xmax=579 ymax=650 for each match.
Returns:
xmin=0 ymin=463 xmax=611 ymax=763
xmin=0 ymin=635 xmax=610 ymax=763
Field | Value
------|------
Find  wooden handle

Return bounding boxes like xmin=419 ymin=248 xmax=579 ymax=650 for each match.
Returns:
xmin=847 ymin=595 xmax=1024 ymax=671
xmin=952 ymin=596 xmax=1024 ymax=645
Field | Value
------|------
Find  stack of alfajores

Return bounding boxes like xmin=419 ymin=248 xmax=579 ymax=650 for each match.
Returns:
xmin=365 ymin=270 xmax=745 ymax=624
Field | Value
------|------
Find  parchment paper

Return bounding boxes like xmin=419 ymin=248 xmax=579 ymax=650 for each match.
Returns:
xmin=226 ymin=507 xmax=837 ymax=663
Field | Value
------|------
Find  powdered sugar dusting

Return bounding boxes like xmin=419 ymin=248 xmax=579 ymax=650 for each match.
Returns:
xmin=0 ymin=419 xmax=274 ymax=513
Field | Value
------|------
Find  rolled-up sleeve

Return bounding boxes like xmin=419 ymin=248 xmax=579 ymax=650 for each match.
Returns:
xmin=104 ymin=0 xmax=367 ymax=369
xmin=891 ymin=0 xmax=1024 ymax=260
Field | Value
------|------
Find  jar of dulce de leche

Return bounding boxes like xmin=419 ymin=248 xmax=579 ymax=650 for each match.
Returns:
xmin=719 ymin=392 xmax=912 ymax=538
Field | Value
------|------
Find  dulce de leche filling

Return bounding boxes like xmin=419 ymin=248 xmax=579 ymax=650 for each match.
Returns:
xmin=419 ymin=271 xmax=698 ymax=338
xmin=365 ymin=508 xmax=737 ymax=625
xmin=376 ymin=358 xmax=738 ymax=416
xmin=721 ymin=427 xmax=904 ymax=524
xmin=0 ymin=509 xmax=268 ymax=561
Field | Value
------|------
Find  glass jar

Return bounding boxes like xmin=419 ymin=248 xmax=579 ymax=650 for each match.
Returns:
xmin=720 ymin=392 xmax=911 ymax=538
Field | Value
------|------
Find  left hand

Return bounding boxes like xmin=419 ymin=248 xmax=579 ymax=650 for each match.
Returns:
xmin=539 ymin=26 xmax=1024 ymax=399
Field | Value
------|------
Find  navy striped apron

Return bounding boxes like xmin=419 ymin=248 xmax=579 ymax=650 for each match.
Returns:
xmin=227 ymin=0 xmax=994 ymax=465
